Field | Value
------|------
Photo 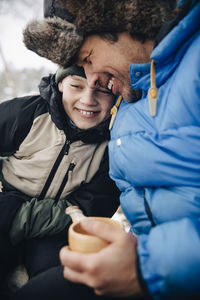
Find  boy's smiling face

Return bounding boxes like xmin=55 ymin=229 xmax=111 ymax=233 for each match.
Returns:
xmin=58 ymin=75 xmax=115 ymax=130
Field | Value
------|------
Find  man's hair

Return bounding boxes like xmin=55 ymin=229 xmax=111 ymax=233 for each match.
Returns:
xmin=99 ymin=33 xmax=119 ymax=43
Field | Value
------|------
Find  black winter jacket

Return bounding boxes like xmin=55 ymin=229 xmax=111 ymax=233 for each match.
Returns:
xmin=0 ymin=74 xmax=120 ymax=244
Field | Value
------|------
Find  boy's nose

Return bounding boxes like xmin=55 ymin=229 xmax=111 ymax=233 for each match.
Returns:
xmin=79 ymin=89 xmax=96 ymax=106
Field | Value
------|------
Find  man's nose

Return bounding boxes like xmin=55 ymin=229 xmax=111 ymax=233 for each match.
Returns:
xmin=84 ymin=67 xmax=99 ymax=89
xmin=87 ymin=73 xmax=100 ymax=89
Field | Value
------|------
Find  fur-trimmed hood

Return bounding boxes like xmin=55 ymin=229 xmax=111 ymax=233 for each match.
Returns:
xmin=23 ymin=0 xmax=176 ymax=67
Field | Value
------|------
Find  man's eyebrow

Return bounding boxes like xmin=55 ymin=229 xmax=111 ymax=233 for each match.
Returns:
xmin=78 ymin=50 xmax=88 ymax=59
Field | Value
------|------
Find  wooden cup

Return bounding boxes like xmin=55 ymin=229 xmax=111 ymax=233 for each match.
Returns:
xmin=66 ymin=207 xmax=123 ymax=253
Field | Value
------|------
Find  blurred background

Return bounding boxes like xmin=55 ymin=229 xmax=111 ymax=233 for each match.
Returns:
xmin=0 ymin=0 xmax=57 ymax=102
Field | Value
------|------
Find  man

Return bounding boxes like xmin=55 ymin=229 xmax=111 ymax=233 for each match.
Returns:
xmin=17 ymin=0 xmax=200 ymax=299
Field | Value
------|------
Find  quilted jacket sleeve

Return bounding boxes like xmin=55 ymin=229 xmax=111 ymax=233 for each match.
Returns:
xmin=9 ymin=197 xmax=72 ymax=245
xmin=138 ymin=217 xmax=200 ymax=299
xmin=0 ymin=96 xmax=41 ymax=156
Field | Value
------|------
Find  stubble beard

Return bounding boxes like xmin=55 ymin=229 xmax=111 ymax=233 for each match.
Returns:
xmin=123 ymin=87 xmax=142 ymax=103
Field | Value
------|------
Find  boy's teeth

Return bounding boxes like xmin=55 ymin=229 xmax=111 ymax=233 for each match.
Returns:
xmin=108 ymin=78 xmax=114 ymax=90
xmin=80 ymin=110 xmax=94 ymax=115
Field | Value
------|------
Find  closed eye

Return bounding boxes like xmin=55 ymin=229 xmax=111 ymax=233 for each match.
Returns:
xmin=96 ymin=88 xmax=112 ymax=95
xmin=82 ymin=51 xmax=92 ymax=65
xmin=70 ymin=84 xmax=82 ymax=89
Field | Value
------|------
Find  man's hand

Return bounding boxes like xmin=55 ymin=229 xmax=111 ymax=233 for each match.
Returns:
xmin=60 ymin=220 xmax=144 ymax=297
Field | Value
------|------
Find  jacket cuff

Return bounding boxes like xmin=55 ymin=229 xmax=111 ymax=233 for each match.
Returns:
xmin=137 ymin=234 xmax=163 ymax=300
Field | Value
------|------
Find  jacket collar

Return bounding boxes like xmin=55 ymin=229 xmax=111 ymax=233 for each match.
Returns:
xmin=129 ymin=1 xmax=200 ymax=92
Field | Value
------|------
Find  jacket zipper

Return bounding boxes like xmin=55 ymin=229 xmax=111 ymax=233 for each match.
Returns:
xmin=38 ymin=139 xmax=72 ymax=200
xmin=54 ymin=162 xmax=75 ymax=201
xmin=65 ymin=140 xmax=70 ymax=155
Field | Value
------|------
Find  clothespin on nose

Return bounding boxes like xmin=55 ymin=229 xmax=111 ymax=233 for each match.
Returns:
xmin=109 ymin=95 xmax=123 ymax=130
xmin=148 ymin=59 xmax=158 ymax=117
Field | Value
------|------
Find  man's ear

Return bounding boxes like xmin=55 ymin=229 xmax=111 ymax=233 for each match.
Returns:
xmin=58 ymin=81 xmax=63 ymax=92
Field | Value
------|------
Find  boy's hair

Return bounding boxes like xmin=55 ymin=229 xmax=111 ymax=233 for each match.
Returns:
xmin=55 ymin=65 xmax=86 ymax=84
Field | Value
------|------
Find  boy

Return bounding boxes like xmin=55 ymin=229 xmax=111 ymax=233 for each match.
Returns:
xmin=0 ymin=65 xmax=120 ymax=294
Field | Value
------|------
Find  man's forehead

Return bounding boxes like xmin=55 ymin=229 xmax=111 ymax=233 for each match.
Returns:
xmin=78 ymin=48 xmax=89 ymax=59
xmin=78 ymin=35 xmax=106 ymax=61
xmin=79 ymin=36 xmax=93 ymax=50
xmin=79 ymin=35 xmax=102 ymax=51
xmin=78 ymin=43 xmax=93 ymax=63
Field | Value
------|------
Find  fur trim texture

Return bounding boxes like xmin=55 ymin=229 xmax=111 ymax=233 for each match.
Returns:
xmin=58 ymin=0 xmax=176 ymax=39
xmin=23 ymin=17 xmax=83 ymax=67
xmin=23 ymin=0 xmax=176 ymax=67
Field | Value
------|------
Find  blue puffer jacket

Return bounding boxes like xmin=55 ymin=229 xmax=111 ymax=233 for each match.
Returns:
xmin=109 ymin=1 xmax=200 ymax=299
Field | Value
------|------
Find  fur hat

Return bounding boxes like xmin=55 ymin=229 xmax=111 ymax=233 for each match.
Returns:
xmin=43 ymin=0 xmax=74 ymax=22
xmin=55 ymin=65 xmax=86 ymax=84
xmin=23 ymin=0 xmax=176 ymax=68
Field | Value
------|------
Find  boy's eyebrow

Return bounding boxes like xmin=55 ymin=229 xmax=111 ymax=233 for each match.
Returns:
xmin=70 ymin=76 xmax=86 ymax=82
